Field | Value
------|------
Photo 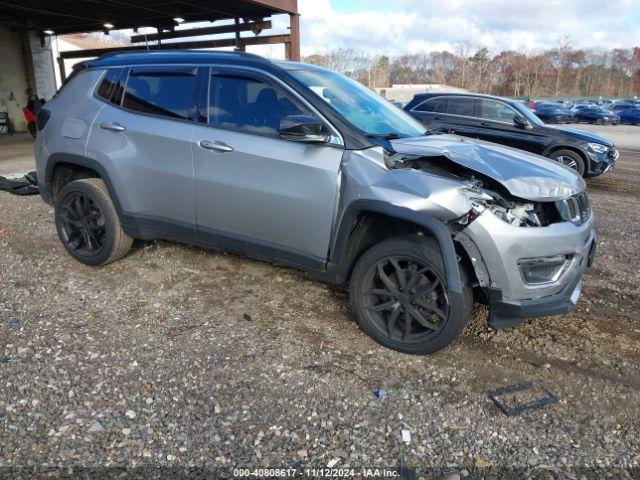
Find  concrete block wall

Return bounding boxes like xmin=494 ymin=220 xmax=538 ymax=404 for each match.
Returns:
xmin=0 ymin=25 xmax=57 ymax=133
xmin=0 ymin=24 xmax=29 ymax=133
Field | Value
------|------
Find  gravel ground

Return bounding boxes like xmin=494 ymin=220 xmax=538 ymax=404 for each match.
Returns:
xmin=1 ymin=130 xmax=639 ymax=479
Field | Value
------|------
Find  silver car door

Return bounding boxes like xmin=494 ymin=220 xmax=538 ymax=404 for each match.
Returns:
xmin=192 ymin=67 xmax=344 ymax=265
xmin=87 ymin=66 xmax=199 ymax=235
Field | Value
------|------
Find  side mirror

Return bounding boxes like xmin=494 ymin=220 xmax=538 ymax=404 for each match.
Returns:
xmin=279 ymin=115 xmax=329 ymax=143
xmin=514 ymin=115 xmax=532 ymax=129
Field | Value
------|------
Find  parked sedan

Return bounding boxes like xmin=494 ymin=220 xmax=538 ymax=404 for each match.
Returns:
xmin=619 ymin=108 xmax=640 ymax=125
xmin=574 ymin=107 xmax=620 ymax=125
xmin=534 ymin=104 xmax=576 ymax=123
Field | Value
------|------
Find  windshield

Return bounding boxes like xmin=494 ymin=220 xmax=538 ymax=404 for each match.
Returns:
xmin=289 ymin=66 xmax=425 ymax=138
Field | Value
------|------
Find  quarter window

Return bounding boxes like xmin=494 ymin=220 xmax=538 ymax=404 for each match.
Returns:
xmin=122 ymin=67 xmax=198 ymax=121
xmin=480 ymin=99 xmax=519 ymax=123
xmin=96 ymin=68 xmax=122 ymax=102
xmin=209 ymin=73 xmax=309 ymax=135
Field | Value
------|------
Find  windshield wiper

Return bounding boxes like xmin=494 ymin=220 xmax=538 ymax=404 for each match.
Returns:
xmin=366 ymin=133 xmax=401 ymax=140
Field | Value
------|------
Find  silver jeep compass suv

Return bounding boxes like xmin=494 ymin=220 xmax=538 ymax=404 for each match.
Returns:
xmin=35 ymin=51 xmax=596 ymax=354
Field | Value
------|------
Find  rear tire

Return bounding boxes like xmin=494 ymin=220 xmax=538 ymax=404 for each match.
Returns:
xmin=549 ymin=149 xmax=586 ymax=176
xmin=54 ymin=178 xmax=132 ymax=266
xmin=349 ymin=235 xmax=473 ymax=355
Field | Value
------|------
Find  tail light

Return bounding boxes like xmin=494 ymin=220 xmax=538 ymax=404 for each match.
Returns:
xmin=36 ymin=109 xmax=50 ymax=131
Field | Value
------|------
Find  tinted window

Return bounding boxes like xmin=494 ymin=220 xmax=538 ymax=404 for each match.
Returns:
xmin=480 ymin=99 xmax=519 ymax=123
xmin=447 ymin=97 xmax=475 ymax=116
xmin=123 ymin=67 xmax=198 ymax=120
xmin=96 ymin=69 xmax=122 ymax=102
xmin=415 ymin=97 xmax=447 ymax=113
xmin=209 ymin=74 xmax=309 ymax=135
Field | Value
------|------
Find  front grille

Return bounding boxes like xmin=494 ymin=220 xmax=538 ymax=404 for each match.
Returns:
xmin=556 ymin=192 xmax=591 ymax=225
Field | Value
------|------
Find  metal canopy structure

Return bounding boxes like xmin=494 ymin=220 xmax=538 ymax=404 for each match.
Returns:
xmin=0 ymin=0 xmax=300 ymax=76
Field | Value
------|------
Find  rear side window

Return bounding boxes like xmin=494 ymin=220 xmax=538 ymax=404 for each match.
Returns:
xmin=414 ymin=97 xmax=447 ymax=113
xmin=447 ymin=97 xmax=475 ymax=117
xmin=96 ymin=69 xmax=122 ymax=102
xmin=209 ymin=73 xmax=309 ymax=135
xmin=479 ymin=99 xmax=518 ymax=123
xmin=122 ymin=67 xmax=198 ymax=121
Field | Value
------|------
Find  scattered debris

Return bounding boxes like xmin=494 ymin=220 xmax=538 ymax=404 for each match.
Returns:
xmin=489 ymin=381 xmax=558 ymax=416
xmin=0 ymin=231 xmax=8 ymax=238
xmin=24 ymin=171 xmax=38 ymax=186
xmin=0 ymin=174 xmax=39 ymax=196
xmin=125 ymin=410 xmax=137 ymax=419
xmin=243 ymin=313 xmax=253 ymax=322
xmin=474 ymin=456 xmax=490 ymax=469
xmin=8 ymin=319 xmax=20 ymax=328
xmin=401 ymin=429 xmax=411 ymax=443
xmin=373 ymin=388 xmax=387 ymax=399
xmin=326 ymin=456 xmax=340 ymax=468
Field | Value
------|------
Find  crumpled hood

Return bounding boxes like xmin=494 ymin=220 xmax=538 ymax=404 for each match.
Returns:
xmin=390 ymin=134 xmax=585 ymax=201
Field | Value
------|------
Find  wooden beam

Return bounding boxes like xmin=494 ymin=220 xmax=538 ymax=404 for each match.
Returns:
xmin=243 ymin=0 xmax=298 ymax=14
xmin=288 ymin=14 xmax=300 ymax=61
xmin=130 ymin=20 xmax=272 ymax=43
xmin=59 ymin=34 xmax=291 ymax=60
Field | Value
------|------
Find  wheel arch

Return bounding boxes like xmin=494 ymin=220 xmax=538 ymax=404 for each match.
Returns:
xmin=46 ymin=154 xmax=119 ymax=209
xmin=327 ymin=200 xmax=463 ymax=296
xmin=543 ymin=145 xmax=590 ymax=174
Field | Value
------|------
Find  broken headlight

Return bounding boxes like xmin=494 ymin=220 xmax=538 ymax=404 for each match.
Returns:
xmin=460 ymin=185 xmax=542 ymax=227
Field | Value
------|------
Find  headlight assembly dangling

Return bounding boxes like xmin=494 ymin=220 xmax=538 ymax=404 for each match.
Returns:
xmin=459 ymin=186 xmax=542 ymax=227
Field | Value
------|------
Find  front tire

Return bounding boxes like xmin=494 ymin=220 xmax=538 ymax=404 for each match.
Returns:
xmin=349 ymin=235 xmax=473 ymax=355
xmin=55 ymin=178 xmax=132 ymax=266
xmin=549 ymin=149 xmax=586 ymax=176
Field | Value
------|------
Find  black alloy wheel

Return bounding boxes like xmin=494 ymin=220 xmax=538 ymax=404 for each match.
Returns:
xmin=349 ymin=235 xmax=472 ymax=354
xmin=360 ymin=255 xmax=449 ymax=342
xmin=58 ymin=191 xmax=106 ymax=256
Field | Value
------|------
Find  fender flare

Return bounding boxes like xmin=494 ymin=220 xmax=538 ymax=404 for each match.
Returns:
xmin=43 ymin=153 xmax=127 ymax=222
xmin=328 ymin=199 xmax=463 ymax=295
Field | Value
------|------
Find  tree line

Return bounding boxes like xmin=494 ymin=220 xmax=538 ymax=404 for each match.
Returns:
xmin=303 ymin=42 xmax=640 ymax=98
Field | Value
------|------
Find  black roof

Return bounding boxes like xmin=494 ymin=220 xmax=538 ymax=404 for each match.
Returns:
xmin=84 ymin=50 xmax=272 ymax=69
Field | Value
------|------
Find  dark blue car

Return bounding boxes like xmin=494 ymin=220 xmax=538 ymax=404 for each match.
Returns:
xmin=534 ymin=103 xmax=575 ymax=123
xmin=575 ymin=106 xmax=620 ymax=125
xmin=619 ymin=108 xmax=640 ymax=125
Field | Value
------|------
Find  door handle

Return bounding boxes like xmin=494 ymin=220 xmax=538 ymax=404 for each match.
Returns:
xmin=198 ymin=140 xmax=234 ymax=153
xmin=99 ymin=122 xmax=125 ymax=132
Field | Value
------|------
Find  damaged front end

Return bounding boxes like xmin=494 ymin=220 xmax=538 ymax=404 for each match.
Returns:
xmin=351 ymin=140 xmax=597 ymax=330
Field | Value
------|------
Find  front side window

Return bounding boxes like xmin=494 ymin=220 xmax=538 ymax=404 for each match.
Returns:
xmin=480 ymin=99 xmax=519 ymax=123
xmin=209 ymin=74 xmax=309 ymax=135
xmin=122 ymin=67 xmax=198 ymax=121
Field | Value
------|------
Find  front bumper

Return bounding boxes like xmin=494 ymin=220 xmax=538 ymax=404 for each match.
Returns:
xmin=587 ymin=148 xmax=618 ymax=176
xmin=460 ymin=208 xmax=596 ymax=329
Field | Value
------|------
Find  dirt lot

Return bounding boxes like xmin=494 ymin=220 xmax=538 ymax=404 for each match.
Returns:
xmin=1 ymin=125 xmax=639 ymax=479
